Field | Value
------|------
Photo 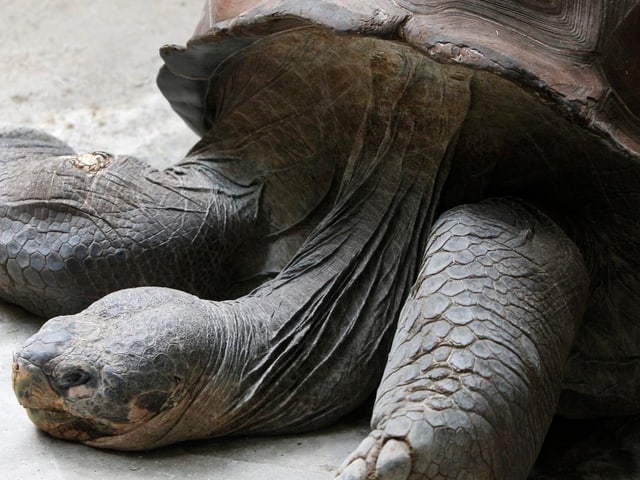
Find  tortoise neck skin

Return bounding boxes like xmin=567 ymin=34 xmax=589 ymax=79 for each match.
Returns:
xmin=90 ymin=38 xmax=471 ymax=448
xmin=14 ymin=34 xmax=472 ymax=450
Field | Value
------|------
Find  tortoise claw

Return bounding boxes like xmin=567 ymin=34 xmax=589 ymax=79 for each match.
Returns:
xmin=336 ymin=457 xmax=368 ymax=480
xmin=375 ymin=438 xmax=412 ymax=479
xmin=337 ymin=430 xmax=412 ymax=480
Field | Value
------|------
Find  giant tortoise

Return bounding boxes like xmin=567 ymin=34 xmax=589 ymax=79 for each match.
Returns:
xmin=7 ymin=1 xmax=640 ymax=478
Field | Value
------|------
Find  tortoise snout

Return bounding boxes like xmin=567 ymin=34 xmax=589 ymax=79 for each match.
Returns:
xmin=12 ymin=354 xmax=63 ymax=410
xmin=15 ymin=323 xmax=99 ymax=399
xmin=12 ymin=355 xmax=29 ymax=401
xmin=16 ymin=325 xmax=71 ymax=367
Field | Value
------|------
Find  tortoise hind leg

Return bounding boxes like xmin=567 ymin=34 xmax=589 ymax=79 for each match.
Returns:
xmin=337 ymin=198 xmax=589 ymax=480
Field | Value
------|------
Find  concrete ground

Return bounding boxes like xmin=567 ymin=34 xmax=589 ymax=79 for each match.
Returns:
xmin=1 ymin=2 xmax=640 ymax=479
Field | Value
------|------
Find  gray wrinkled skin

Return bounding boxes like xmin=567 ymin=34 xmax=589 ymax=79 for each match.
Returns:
xmin=337 ymin=200 xmax=588 ymax=479
xmin=14 ymin=32 xmax=468 ymax=448
xmin=0 ymin=128 xmax=263 ymax=316
xmin=7 ymin=10 xmax=640 ymax=480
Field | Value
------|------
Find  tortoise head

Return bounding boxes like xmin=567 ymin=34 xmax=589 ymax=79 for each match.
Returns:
xmin=12 ymin=287 xmax=214 ymax=449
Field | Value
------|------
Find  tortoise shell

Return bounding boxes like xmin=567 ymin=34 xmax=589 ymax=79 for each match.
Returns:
xmin=159 ymin=0 xmax=639 ymax=156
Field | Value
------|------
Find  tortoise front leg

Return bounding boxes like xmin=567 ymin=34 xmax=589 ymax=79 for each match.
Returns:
xmin=0 ymin=127 xmax=265 ymax=317
xmin=337 ymin=198 xmax=589 ymax=480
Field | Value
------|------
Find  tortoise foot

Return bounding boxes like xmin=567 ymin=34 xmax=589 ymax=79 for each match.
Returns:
xmin=338 ymin=429 xmax=412 ymax=480
xmin=338 ymin=405 xmax=513 ymax=479
xmin=337 ymin=401 xmax=503 ymax=479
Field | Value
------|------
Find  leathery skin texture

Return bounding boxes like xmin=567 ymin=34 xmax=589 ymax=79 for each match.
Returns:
xmin=337 ymin=199 xmax=589 ymax=479
xmin=12 ymin=32 xmax=472 ymax=451
xmin=6 ymin=10 xmax=640 ymax=479
xmin=0 ymin=128 xmax=262 ymax=317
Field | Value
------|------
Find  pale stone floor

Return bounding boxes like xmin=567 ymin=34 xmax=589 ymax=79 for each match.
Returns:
xmin=1 ymin=2 xmax=639 ymax=478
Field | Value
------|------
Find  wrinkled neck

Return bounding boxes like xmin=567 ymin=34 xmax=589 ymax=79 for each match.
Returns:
xmin=178 ymin=37 xmax=472 ymax=439
xmin=182 ymin=153 xmax=442 ymax=439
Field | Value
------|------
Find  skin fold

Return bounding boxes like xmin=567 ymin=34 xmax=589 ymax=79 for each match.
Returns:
xmin=8 ymin=22 xmax=640 ymax=480
xmin=13 ymin=32 xmax=470 ymax=449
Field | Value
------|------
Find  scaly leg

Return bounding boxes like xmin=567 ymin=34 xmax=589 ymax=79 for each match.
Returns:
xmin=337 ymin=198 xmax=589 ymax=480
xmin=0 ymin=127 xmax=264 ymax=317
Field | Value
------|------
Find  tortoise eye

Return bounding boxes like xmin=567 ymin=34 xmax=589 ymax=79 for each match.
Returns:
xmin=54 ymin=369 xmax=93 ymax=390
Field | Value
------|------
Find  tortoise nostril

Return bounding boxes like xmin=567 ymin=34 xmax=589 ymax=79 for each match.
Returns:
xmin=54 ymin=369 xmax=93 ymax=390
xmin=17 ymin=328 xmax=71 ymax=367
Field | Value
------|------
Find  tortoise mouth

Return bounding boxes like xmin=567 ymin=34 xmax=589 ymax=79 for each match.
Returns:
xmin=12 ymin=355 xmax=116 ymax=443
xmin=24 ymin=407 xmax=107 ymax=442
xmin=13 ymin=352 xmax=185 ymax=448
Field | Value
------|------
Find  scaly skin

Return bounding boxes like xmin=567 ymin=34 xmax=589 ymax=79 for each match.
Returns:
xmin=0 ymin=24 xmax=355 ymax=317
xmin=337 ymin=200 xmax=589 ymax=479
xmin=0 ymin=127 xmax=263 ymax=317
xmin=13 ymin=34 xmax=471 ymax=450
xmin=8 ymin=20 xmax=640 ymax=480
